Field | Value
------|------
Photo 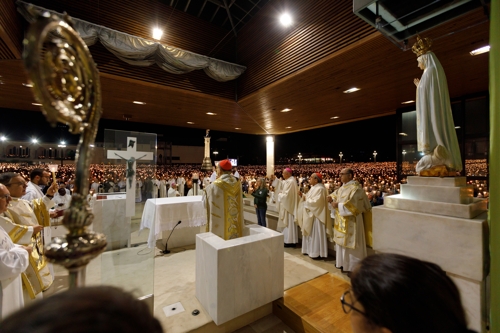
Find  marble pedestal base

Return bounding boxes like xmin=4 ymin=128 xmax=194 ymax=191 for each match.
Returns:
xmin=373 ymin=176 xmax=489 ymax=332
xmin=195 ymin=225 xmax=284 ymax=325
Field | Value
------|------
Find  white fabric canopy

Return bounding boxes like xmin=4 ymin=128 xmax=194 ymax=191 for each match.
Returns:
xmin=17 ymin=1 xmax=246 ymax=82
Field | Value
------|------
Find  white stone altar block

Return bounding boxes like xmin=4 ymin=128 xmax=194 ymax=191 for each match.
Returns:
xmin=91 ymin=194 xmax=131 ymax=251
xmin=195 ymin=225 xmax=284 ymax=325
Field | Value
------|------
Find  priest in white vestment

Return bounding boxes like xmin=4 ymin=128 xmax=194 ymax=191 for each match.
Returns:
xmin=203 ymin=159 xmax=244 ymax=240
xmin=412 ymin=36 xmax=462 ymax=174
xmin=159 ymin=177 xmax=167 ymax=198
xmin=298 ymin=173 xmax=333 ymax=259
xmin=273 ymin=168 xmax=299 ymax=247
xmin=167 ymin=183 xmax=181 ymax=197
xmin=0 ymin=184 xmax=30 ymax=319
xmin=176 ymin=176 xmax=186 ymax=196
xmin=330 ymin=168 xmax=371 ymax=272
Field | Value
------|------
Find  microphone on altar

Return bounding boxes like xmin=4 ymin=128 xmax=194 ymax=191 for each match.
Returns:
xmin=161 ymin=221 xmax=182 ymax=254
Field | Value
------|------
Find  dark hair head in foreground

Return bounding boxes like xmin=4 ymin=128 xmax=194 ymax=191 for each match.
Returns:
xmin=1 ymin=286 xmax=163 ymax=333
xmin=350 ymin=253 xmax=473 ymax=333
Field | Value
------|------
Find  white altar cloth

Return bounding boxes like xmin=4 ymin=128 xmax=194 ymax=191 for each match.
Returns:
xmin=140 ymin=196 xmax=206 ymax=248
xmin=91 ymin=193 xmax=131 ymax=250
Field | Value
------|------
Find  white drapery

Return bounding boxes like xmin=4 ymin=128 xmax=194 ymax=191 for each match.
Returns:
xmin=17 ymin=1 xmax=246 ymax=82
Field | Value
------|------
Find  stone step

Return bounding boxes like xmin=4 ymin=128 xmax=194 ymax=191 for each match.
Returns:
xmin=384 ymin=194 xmax=487 ymax=219
xmin=406 ymin=176 xmax=467 ymax=187
xmin=400 ymin=183 xmax=473 ymax=204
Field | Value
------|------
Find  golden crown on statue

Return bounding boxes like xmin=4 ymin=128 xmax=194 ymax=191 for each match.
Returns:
xmin=412 ymin=35 xmax=433 ymax=57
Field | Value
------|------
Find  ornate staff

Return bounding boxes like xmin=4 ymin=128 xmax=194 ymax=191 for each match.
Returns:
xmin=22 ymin=6 xmax=106 ymax=288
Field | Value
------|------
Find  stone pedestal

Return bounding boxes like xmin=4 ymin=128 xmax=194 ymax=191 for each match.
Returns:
xmin=195 ymin=225 xmax=284 ymax=325
xmin=373 ymin=176 xmax=489 ymax=332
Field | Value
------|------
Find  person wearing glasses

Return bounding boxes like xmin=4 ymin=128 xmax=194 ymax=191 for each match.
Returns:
xmin=0 ymin=172 xmax=57 ymax=304
xmin=342 ymin=253 xmax=475 ymax=333
xmin=0 ymin=183 xmax=31 ymax=318
xmin=329 ymin=168 xmax=371 ymax=272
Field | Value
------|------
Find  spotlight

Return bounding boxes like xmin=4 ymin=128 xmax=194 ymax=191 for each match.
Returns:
xmin=279 ymin=13 xmax=292 ymax=27
xmin=152 ymin=28 xmax=163 ymax=40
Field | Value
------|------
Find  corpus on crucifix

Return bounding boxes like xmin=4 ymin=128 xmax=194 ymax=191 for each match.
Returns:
xmin=107 ymin=136 xmax=154 ymax=217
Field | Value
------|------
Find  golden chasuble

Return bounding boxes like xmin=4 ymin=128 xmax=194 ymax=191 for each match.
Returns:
xmin=331 ymin=181 xmax=372 ymax=249
xmin=204 ymin=174 xmax=243 ymax=240
xmin=7 ymin=198 xmax=53 ymax=297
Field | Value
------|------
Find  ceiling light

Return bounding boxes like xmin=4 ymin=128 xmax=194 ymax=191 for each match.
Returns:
xmin=330 ymin=116 xmax=339 ymax=119
xmin=187 ymin=121 xmax=194 ymax=124
xmin=133 ymin=101 xmax=146 ymax=105
xmin=22 ymin=83 xmax=33 ymax=88
xmin=455 ymin=126 xmax=461 ymax=129
xmin=152 ymin=28 xmax=163 ymax=40
xmin=281 ymin=108 xmax=292 ymax=112
xmin=470 ymin=45 xmax=490 ymax=56
xmin=401 ymin=100 xmax=415 ymax=104
xmin=32 ymin=103 xmax=42 ymax=106
xmin=279 ymin=13 xmax=292 ymax=27
xmin=286 ymin=126 xmax=292 ymax=129
xmin=206 ymin=112 xmax=217 ymax=115
xmin=399 ymin=132 xmax=408 ymax=136
xmin=343 ymin=87 xmax=360 ymax=93
xmin=235 ymin=127 xmax=241 ymax=130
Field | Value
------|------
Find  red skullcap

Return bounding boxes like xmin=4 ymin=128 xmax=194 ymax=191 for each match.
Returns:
xmin=219 ymin=159 xmax=232 ymax=171
xmin=315 ymin=172 xmax=322 ymax=180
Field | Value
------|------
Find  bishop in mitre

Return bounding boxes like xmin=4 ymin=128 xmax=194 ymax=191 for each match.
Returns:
xmin=203 ymin=159 xmax=244 ymax=240
xmin=298 ymin=173 xmax=333 ymax=259
xmin=412 ymin=35 xmax=462 ymax=176
xmin=273 ymin=168 xmax=299 ymax=247
xmin=329 ymin=168 xmax=371 ymax=272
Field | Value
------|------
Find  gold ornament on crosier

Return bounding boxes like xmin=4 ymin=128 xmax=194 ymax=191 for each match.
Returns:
xmin=412 ymin=35 xmax=433 ymax=57
xmin=22 ymin=5 xmax=106 ymax=288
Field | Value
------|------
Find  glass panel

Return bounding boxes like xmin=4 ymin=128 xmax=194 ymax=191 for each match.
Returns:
xmin=465 ymin=98 xmax=489 ymax=135
xmin=400 ymin=110 xmax=417 ymax=142
xmin=86 ymin=129 xmax=156 ymax=300
xmin=400 ymin=143 xmax=419 ymax=177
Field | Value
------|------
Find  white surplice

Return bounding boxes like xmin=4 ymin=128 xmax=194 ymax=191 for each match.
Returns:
xmin=276 ymin=177 xmax=299 ymax=244
xmin=0 ymin=225 xmax=29 ymax=319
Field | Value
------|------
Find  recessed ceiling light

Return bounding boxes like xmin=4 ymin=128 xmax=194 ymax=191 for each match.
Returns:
xmin=152 ymin=28 xmax=163 ymax=40
xmin=235 ymin=127 xmax=241 ymax=130
xmin=343 ymin=87 xmax=360 ymax=94
xmin=286 ymin=126 xmax=292 ymax=129
xmin=399 ymin=132 xmax=408 ymax=136
xmin=133 ymin=101 xmax=146 ymax=105
xmin=401 ymin=100 xmax=415 ymax=104
xmin=281 ymin=108 xmax=292 ymax=112
xmin=279 ymin=13 xmax=292 ymax=27
xmin=206 ymin=112 xmax=217 ymax=115
xmin=32 ymin=103 xmax=42 ymax=106
xmin=22 ymin=83 xmax=33 ymax=88
xmin=470 ymin=45 xmax=490 ymax=56
xmin=187 ymin=121 xmax=194 ymax=124
xmin=330 ymin=116 xmax=339 ymax=119
xmin=455 ymin=126 xmax=461 ymax=129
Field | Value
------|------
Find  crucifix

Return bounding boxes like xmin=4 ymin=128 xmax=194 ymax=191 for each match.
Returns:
xmin=107 ymin=137 xmax=154 ymax=217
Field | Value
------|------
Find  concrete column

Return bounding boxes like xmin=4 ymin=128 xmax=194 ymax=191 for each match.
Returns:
xmin=266 ymin=136 xmax=274 ymax=176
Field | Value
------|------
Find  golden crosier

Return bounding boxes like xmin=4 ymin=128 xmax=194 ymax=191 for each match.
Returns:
xmin=412 ymin=35 xmax=433 ymax=57
xmin=22 ymin=5 xmax=106 ymax=288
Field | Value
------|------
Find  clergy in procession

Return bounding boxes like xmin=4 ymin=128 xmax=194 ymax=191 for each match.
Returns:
xmin=297 ymin=173 xmax=333 ymax=259
xmin=329 ymin=168 xmax=371 ymax=272
xmin=0 ymin=184 xmax=31 ymax=319
xmin=203 ymin=159 xmax=244 ymax=240
xmin=273 ymin=168 xmax=299 ymax=247
xmin=0 ymin=173 xmax=57 ymax=304
xmin=168 ymin=183 xmax=181 ymax=197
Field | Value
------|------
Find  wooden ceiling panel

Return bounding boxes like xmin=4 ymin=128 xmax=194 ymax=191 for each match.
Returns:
xmin=0 ymin=0 xmax=23 ymax=59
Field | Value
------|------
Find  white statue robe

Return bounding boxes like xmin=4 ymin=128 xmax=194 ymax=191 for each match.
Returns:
xmin=177 ymin=177 xmax=186 ymax=196
xmin=331 ymin=180 xmax=371 ymax=272
xmin=415 ymin=51 xmax=462 ymax=172
xmin=159 ymin=180 xmax=167 ymax=198
xmin=298 ymin=183 xmax=333 ymax=258
xmin=202 ymin=173 xmax=243 ymax=240
xmin=0 ymin=224 xmax=29 ymax=319
xmin=276 ymin=177 xmax=299 ymax=244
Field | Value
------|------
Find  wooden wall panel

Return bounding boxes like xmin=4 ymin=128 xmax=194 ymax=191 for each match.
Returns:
xmin=0 ymin=0 xmax=23 ymax=59
xmin=237 ymin=0 xmax=375 ymax=98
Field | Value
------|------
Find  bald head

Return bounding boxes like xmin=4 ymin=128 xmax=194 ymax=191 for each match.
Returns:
xmin=0 ymin=184 xmax=11 ymax=213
